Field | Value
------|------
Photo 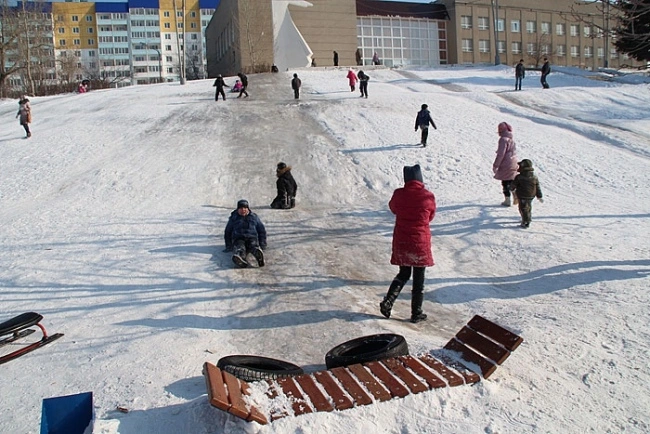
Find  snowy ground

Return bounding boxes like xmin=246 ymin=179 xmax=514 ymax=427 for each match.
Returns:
xmin=1 ymin=64 xmax=649 ymax=434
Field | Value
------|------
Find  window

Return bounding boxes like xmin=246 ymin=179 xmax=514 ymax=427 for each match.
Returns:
xmin=571 ymin=45 xmax=579 ymax=57
xmin=89 ymin=50 xmax=95 ymax=57
xmin=88 ymin=28 xmax=93 ymax=33
xmin=497 ymin=19 xmax=504 ymax=32
xmin=164 ymin=23 xmax=171 ymax=29
xmin=511 ymin=41 xmax=521 ymax=54
xmin=497 ymin=40 xmax=506 ymax=53
xmin=86 ymin=15 xmax=92 ymax=22
xmin=58 ymin=27 xmax=65 ymax=34
xmin=191 ymin=22 xmax=197 ymax=28
xmin=72 ymin=15 xmax=79 ymax=22
xmin=177 ymin=23 xmax=183 ymax=29
xmin=597 ymin=47 xmax=604 ymax=58
xmin=166 ymin=56 xmax=173 ymax=62
xmin=167 ymin=67 xmax=174 ymax=73
xmin=165 ymin=34 xmax=171 ymax=39
xmin=191 ymin=34 xmax=198 ymax=39
xmin=74 ymin=39 xmax=80 ymax=45
xmin=511 ymin=20 xmax=520 ymax=33
xmin=527 ymin=43 xmax=537 ymax=54
xmin=541 ymin=22 xmax=550 ymax=34
xmin=462 ymin=39 xmax=473 ymax=52
xmin=584 ymin=26 xmax=591 ymax=37
xmin=164 ymin=11 xmax=170 ymax=17
xmin=190 ymin=11 xmax=196 ymax=17
xmin=56 ymin=15 xmax=64 ymax=21
xmin=526 ymin=21 xmax=536 ymax=33
xmin=73 ymin=27 xmax=79 ymax=33
xmin=461 ymin=16 xmax=472 ymax=29
xmin=88 ymin=39 xmax=95 ymax=45
xmin=541 ymin=45 xmax=550 ymax=55
xmin=570 ymin=25 xmax=579 ymax=37
xmin=478 ymin=17 xmax=489 ymax=30
xmin=584 ymin=46 xmax=593 ymax=58
xmin=177 ymin=11 xmax=183 ymax=17
xmin=556 ymin=23 xmax=565 ymax=35
xmin=165 ymin=45 xmax=172 ymax=51
xmin=479 ymin=39 xmax=490 ymax=53
xmin=60 ymin=39 xmax=66 ymax=46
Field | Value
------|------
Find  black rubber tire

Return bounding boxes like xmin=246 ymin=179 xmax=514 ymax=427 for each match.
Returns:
xmin=325 ymin=334 xmax=409 ymax=369
xmin=216 ymin=355 xmax=304 ymax=382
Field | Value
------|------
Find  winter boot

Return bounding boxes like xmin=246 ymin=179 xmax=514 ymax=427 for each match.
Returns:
xmin=379 ymin=279 xmax=403 ymax=318
xmin=232 ymin=254 xmax=249 ymax=268
xmin=410 ymin=292 xmax=427 ymax=323
xmin=501 ymin=196 xmax=511 ymax=206
xmin=252 ymin=247 xmax=265 ymax=267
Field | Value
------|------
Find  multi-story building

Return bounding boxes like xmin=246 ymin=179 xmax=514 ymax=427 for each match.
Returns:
xmin=438 ymin=0 xmax=638 ymax=69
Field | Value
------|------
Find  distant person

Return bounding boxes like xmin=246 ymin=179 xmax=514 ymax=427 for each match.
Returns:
xmin=16 ymin=95 xmax=32 ymax=138
xmin=372 ymin=52 xmax=380 ymax=65
xmin=271 ymin=162 xmax=298 ymax=209
xmin=224 ymin=199 xmax=267 ymax=268
xmin=510 ymin=159 xmax=544 ymax=228
xmin=515 ymin=59 xmax=525 ymax=91
xmin=541 ymin=57 xmax=551 ymax=89
xmin=414 ymin=104 xmax=437 ymax=147
xmin=493 ymin=122 xmax=519 ymax=206
xmin=231 ymin=79 xmax=243 ymax=93
xmin=380 ymin=164 xmax=436 ymax=324
xmin=346 ymin=68 xmax=357 ymax=92
xmin=311 ymin=58 xmax=317 ymax=67
xmin=213 ymin=74 xmax=227 ymax=101
xmin=333 ymin=51 xmax=339 ymax=67
xmin=357 ymin=70 xmax=369 ymax=98
xmin=355 ymin=48 xmax=362 ymax=66
xmin=291 ymin=73 xmax=302 ymax=99
xmin=78 ymin=82 xmax=88 ymax=93
xmin=271 ymin=64 xmax=279 ymax=73
xmin=236 ymin=72 xmax=249 ymax=98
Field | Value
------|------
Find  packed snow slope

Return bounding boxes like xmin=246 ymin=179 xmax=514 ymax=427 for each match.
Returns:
xmin=1 ymin=65 xmax=649 ymax=434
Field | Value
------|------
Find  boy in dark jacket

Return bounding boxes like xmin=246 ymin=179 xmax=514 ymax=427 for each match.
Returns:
xmin=236 ymin=72 xmax=249 ymax=98
xmin=291 ymin=73 xmax=301 ymax=99
xmin=271 ymin=162 xmax=298 ymax=209
xmin=358 ymin=71 xmax=369 ymax=98
xmin=414 ymin=104 xmax=437 ymax=147
xmin=224 ymin=199 xmax=267 ymax=267
xmin=510 ymin=159 xmax=543 ymax=228
xmin=515 ymin=59 xmax=525 ymax=91
xmin=213 ymin=74 xmax=227 ymax=101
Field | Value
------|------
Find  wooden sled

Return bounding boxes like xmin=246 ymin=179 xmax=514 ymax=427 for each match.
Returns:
xmin=0 ymin=312 xmax=64 ymax=365
xmin=203 ymin=315 xmax=523 ymax=424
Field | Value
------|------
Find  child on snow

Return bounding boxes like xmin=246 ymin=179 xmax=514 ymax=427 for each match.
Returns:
xmin=510 ymin=159 xmax=543 ymax=228
xmin=271 ymin=162 xmax=298 ymax=209
xmin=414 ymin=104 xmax=437 ymax=147
xmin=224 ymin=199 xmax=267 ymax=267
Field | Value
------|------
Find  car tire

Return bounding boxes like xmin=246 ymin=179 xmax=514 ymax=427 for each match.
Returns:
xmin=216 ymin=355 xmax=304 ymax=382
xmin=325 ymin=334 xmax=409 ymax=369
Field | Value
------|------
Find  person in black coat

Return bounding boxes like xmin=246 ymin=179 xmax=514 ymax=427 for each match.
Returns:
xmin=291 ymin=73 xmax=302 ymax=99
xmin=414 ymin=104 xmax=437 ymax=147
xmin=358 ymin=70 xmax=369 ymax=98
xmin=237 ymin=72 xmax=249 ymax=98
xmin=224 ymin=199 xmax=267 ymax=267
xmin=333 ymin=51 xmax=339 ymax=67
xmin=515 ymin=59 xmax=525 ymax=91
xmin=540 ymin=57 xmax=551 ymax=89
xmin=271 ymin=162 xmax=298 ymax=209
xmin=213 ymin=74 xmax=227 ymax=101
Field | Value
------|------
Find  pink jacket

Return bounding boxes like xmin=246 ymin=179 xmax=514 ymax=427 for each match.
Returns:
xmin=493 ymin=124 xmax=518 ymax=181
xmin=346 ymin=70 xmax=357 ymax=86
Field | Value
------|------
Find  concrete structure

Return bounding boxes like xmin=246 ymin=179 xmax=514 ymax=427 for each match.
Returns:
xmin=438 ymin=0 xmax=638 ymax=69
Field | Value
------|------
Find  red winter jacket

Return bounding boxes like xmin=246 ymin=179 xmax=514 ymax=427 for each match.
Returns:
xmin=389 ymin=180 xmax=436 ymax=267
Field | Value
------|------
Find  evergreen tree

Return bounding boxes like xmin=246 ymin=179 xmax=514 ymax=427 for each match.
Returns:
xmin=613 ymin=0 xmax=650 ymax=61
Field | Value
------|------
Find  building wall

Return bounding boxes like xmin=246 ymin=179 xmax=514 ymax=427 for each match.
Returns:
xmin=439 ymin=0 xmax=640 ymax=69
xmin=288 ymin=0 xmax=358 ymax=67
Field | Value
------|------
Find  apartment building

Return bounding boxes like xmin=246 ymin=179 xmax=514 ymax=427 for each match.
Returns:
xmin=438 ymin=0 xmax=638 ymax=69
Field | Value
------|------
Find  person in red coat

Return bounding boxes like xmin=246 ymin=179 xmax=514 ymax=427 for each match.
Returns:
xmin=380 ymin=164 xmax=436 ymax=323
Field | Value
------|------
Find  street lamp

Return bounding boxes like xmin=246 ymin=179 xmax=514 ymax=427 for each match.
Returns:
xmin=492 ymin=0 xmax=501 ymax=65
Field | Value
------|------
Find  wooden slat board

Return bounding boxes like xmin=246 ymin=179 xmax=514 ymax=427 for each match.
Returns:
xmin=203 ymin=316 xmax=523 ymax=424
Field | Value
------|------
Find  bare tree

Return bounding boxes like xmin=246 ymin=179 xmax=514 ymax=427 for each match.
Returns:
xmin=184 ymin=47 xmax=203 ymax=80
xmin=235 ymin=0 xmax=271 ymax=73
xmin=57 ymin=50 xmax=81 ymax=84
xmin=527 ymin=32 xmax=552 ymax=67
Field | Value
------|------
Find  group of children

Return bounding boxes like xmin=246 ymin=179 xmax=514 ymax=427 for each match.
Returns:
xmin=212 ymin=72 xmax=249 ymax=101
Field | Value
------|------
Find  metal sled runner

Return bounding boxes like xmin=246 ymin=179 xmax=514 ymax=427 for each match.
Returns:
xmin=203 ymin=315 xmax=524 ymax=424
xmin=0 ymin=312 xmax=64 ymax=365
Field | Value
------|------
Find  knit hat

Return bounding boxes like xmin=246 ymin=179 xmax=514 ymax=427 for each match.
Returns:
xmin=237 ymin=199 xmax=249 ymax=209
xmin=498 ymin=122 xmax=513 ymax=133
xmin=403 ymin=164 xmax=423 ymax=183
xmin=277 ymin=162 xmax=287 ymax=170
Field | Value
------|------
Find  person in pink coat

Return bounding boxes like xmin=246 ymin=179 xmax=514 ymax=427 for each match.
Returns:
xmin=493 ymin=121 xmax=519 ymax=206
xmin=380 ymin=164 xmax=436 ymax=323
xmin=346 ymin=68 xmax=357 ymax=92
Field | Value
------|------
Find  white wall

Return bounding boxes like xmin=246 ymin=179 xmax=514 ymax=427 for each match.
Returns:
xmin=271 ymin=0 xmax=313 ymax=71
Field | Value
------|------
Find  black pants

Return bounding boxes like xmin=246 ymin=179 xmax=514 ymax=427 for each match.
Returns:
xmin=502 ymin=180 xmax=513 ymax=197
xmin=541 ymin=74 xmax=549 ymax=89
xmin=238 ymin=86 xmax=249 ymax=98
xmin=394 ymin=266 xmax=425 ymax=297
xmin=233 ymin=238 xmax=259 ymax=257
xmin=360 ymin=81 xmax=368 ymax=98
xmin=293 ymin=88 xmax=299 ymax=99
xmin=515 ymin=76 xmax=523 ymax=90
xmin=22 ymin=123 xmax=31 ymax=136
xmin=419 ymin=126 xmax=429 ymax=145
xmin=215 ymin=88 xmax=225 ymax=100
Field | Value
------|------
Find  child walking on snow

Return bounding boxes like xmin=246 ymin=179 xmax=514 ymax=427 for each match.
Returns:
xmin=510 ymin=159 xmax=543 ymax=228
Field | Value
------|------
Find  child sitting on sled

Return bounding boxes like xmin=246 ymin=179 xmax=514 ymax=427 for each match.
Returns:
xmin=224 ymin=199 xmax=267 ymax=267
xmin=231 ymin=80 xmax=243 ymax=93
